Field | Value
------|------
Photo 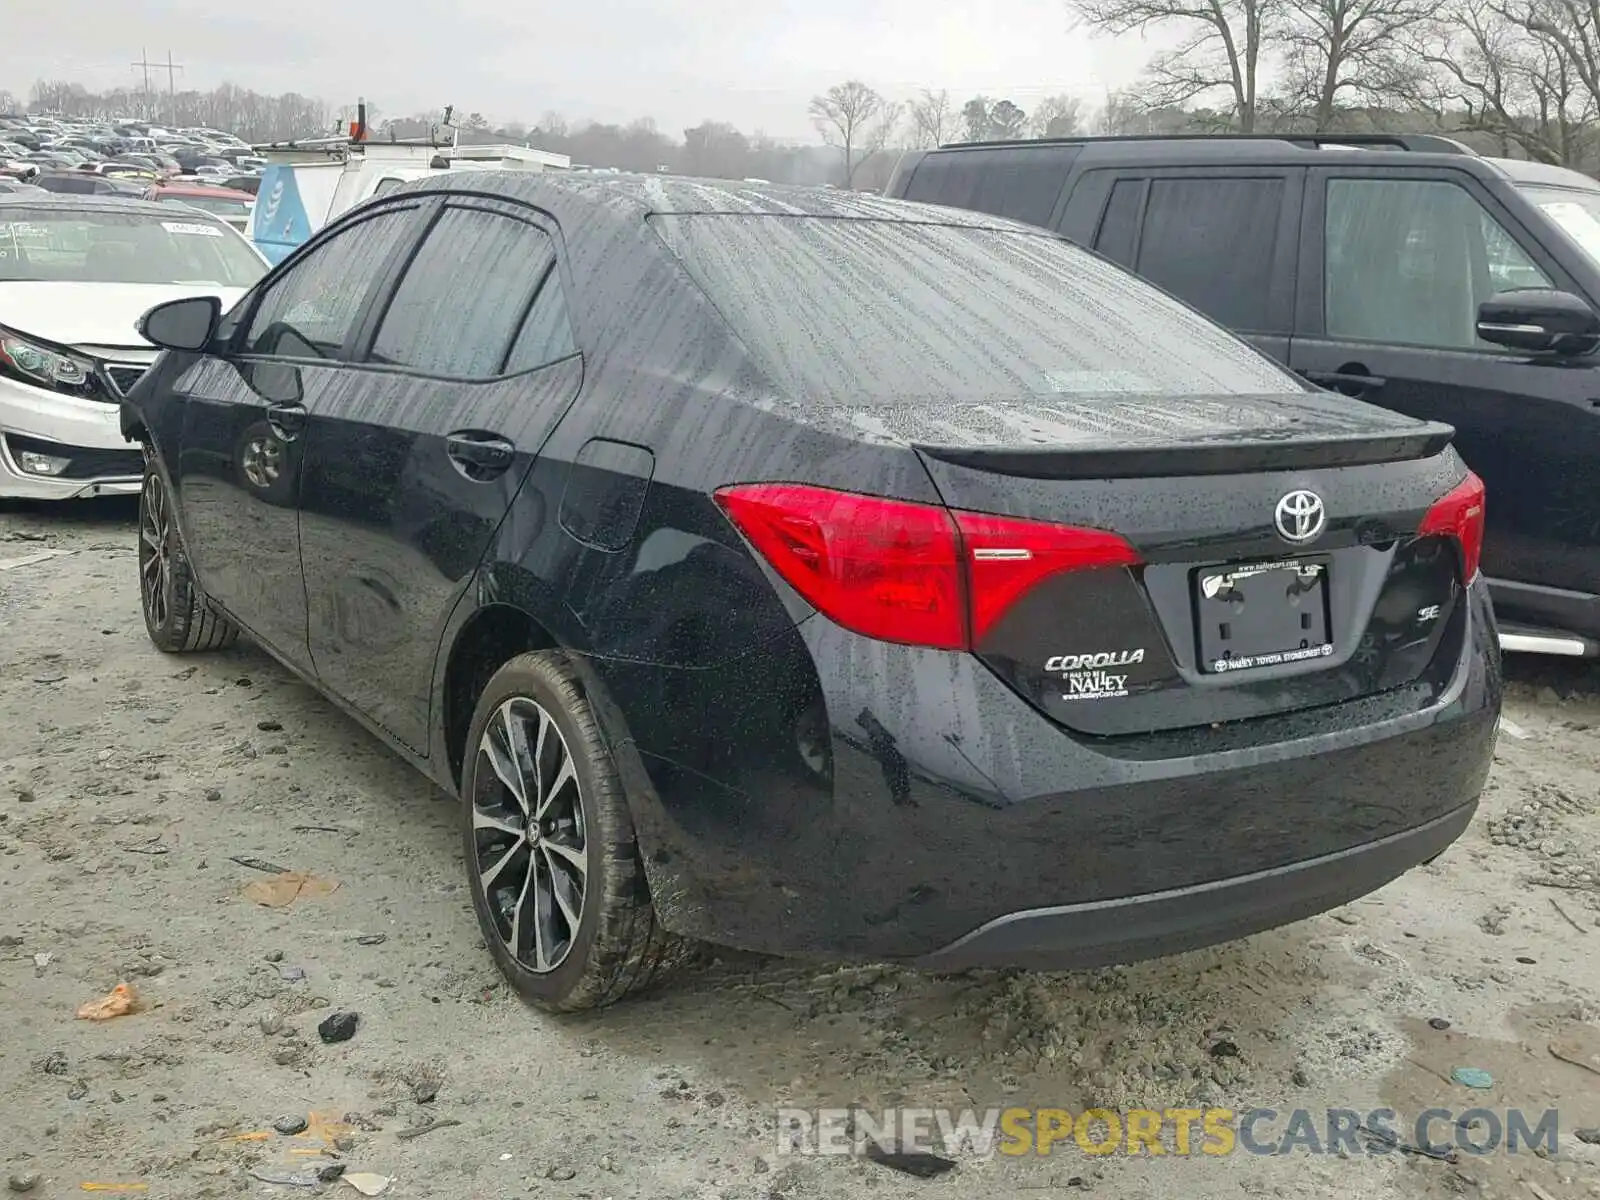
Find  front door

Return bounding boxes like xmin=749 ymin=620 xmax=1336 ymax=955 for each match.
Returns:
xmin=1292 ymin=167 xmax=1600 ymax=605
xmin=297 ymin=197 xmax=584 ymax=753
xmin=174 ymin=201 xmax=432 ymax=670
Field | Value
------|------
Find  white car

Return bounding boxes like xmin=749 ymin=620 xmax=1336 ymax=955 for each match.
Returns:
xmin=0 ymin=194 xmax=269 ymax=499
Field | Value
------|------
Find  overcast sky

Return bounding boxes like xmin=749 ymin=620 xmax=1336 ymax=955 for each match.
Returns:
xmin=1 ymin=0 xmax=1171 ymax=140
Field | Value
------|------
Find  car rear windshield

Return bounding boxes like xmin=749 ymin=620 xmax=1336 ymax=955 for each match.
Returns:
xmin=0 ymin=206 xmax=266 ymax=286
xmin=159 ymin=194 xmax=251 ymax=218
xmin=649 ymin=214 xmax=1301 ymax=401
xmin=1519 ymin=185 xmax=1600 ymax=273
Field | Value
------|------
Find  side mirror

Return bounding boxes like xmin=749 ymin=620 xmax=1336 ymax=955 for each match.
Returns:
xmin=137 ymin=295 xmax=221 ymax=353
xmin=1476 ymin=288 xmax=1600 ymax=356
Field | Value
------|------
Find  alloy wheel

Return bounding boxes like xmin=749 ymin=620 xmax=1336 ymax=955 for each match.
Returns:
xmin=138 ymin=471 xmax=172 ymax=629
xmin=242 ymin=434 xmax=282 ymax=489
xmin=470 ymin=698 xmax=588 ymax=973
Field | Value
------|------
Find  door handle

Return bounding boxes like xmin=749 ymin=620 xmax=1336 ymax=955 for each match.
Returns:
xmin=266 ymin=402 xmax=306 ymax=439
xmin=1300 ymin=369 xmax=1387 ymax=393
xmin=446 ymin=432 xmax=515 ymax=475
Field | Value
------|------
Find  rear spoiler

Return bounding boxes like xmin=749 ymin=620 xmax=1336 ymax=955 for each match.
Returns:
xmin=913 ymin=423 xmax=1456 ymax=480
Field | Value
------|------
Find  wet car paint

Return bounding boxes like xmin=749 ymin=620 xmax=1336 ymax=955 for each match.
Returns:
xmin=124 ymin=174 xmax=1502 ymax=969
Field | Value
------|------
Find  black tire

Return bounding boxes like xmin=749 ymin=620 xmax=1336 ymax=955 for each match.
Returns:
xmin=138 ymin=458 xmax=240 ymax=654
xmin=462 ymin=650 xmax=685 ymax=1012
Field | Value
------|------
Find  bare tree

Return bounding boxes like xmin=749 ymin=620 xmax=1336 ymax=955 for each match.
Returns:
xmin=1280 ymin=0 xmax=1437 ymax=127
xmin=1094 ymin=90 xmax=1147 ymax=132
xmin=1069 ymin=0 xmax=1280 ymax=130
xmin=809 ymin=80 xmax=901 ymax=186
xmin=26 ymin=77 xmax=327 ymax=140
xmin=907 ymin=88 xmax=954 ymax=147
xmin=1030 ymin=94 xmax=1085 ymax=136
xmin=1406 ymin=0 xmax=1600 ymax=166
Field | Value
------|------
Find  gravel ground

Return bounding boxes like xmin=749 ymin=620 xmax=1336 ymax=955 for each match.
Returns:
xmin=3 ymin=498 xmax=1599 ymax=1200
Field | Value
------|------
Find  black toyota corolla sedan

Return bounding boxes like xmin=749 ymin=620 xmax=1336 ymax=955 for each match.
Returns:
xmin=120 ymin=173 xmax=1501 ymax=1011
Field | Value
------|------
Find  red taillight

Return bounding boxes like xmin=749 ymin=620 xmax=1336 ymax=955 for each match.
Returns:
xmin=1419 ymin=470 xmax=1486 ymax=581
xmin=954 ymin=511 xmax=1141 ymax=643
xmin=713 ymin=483 xmax=1141 ymax=650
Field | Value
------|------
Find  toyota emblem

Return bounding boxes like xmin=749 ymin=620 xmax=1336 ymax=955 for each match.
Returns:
xmin=1274 ymin=490 xmax=1327 ymax=544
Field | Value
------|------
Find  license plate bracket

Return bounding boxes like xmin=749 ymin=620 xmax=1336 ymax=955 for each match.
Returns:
xmin=1194 ymin=558 xmax=1333 ymax=674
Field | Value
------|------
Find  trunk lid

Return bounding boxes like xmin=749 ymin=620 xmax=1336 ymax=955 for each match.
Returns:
xmin=882 ymin=391 xmax=1469 ymax=737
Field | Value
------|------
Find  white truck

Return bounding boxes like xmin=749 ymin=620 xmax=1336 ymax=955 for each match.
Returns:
xmin=247 ymin=141 xmax=570 ymax=265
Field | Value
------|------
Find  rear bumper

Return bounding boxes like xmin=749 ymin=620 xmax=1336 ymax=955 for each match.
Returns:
xmin=596 ymin=578 xmax=1501 ymax=965
xmin=916 ymin=800 xmax=1475 ymax=971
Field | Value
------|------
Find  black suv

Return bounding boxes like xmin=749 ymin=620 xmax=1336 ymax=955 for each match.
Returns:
xmin=887 ymin=133 xmax=1600 ymax=657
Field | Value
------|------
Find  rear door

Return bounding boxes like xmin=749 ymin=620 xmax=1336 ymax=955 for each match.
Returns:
xmin=1291 ymin=166 xmax=1600 ymax=602
xmin=296 ymin=194 xmax=583 ymax=753
xmin=1066 ymin=167 xmax=1302 ymax=364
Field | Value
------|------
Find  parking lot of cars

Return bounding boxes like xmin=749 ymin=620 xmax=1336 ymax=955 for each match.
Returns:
xmin=1 ymin=111 xmax=265 ymax=209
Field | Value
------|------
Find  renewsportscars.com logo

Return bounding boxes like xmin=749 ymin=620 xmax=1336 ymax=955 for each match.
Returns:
xmin=775 ymin=1106 xmax=1563 ymax=1159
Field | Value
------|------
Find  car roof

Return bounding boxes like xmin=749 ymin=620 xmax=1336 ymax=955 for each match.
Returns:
xmin=0 ymin=192 xmax=228 ymax=219
xmin=911 ymin=133 xmax=1600 ymax=192
xmin=399 ymin=170 xmax=1032 ymax=230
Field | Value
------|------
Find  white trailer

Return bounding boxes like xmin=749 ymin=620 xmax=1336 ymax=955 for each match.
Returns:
xmin=248 ymin=142 xmax=570 ymax=264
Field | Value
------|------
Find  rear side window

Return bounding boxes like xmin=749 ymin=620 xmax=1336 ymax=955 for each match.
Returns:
xmin=901 ymin=147 xmax=1076 ymax=229
xmin=651 ymin=214 xmax=1297 ymax=403
xmin=368 ymin=206 xmax=558 ymax=378
xmin=1135 ymin=177 xmax=1285 ymax=332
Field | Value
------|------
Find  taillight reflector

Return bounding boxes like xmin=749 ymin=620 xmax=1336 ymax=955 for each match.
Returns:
xmin=713 ymin=482 xmax=1141 ymax=650
xmin=955 ymin=511 xmax=1141 ymax=643
xmin=1419 ymin=470 xmax=1486 ymax=581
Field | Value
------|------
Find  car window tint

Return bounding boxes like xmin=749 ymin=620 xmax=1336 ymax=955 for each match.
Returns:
xmin=1325 ymin=178 xmax=1551 ymax=351
xmin=902 ymin=147 xmax=1075 ymax=228
xmin=368 ymin=207 xmax=555 ymax=378
xmin=652 ymin=214 xmax=1298 ymax=402
xmin=1135 ymin=177 xmax=1285 ymax=332
xmin=1095 ymin=178 xmax=1144 ymax=266
xmin=504 ymin=265 xmax=576 ymax=373
xmin=241 ymin=208 xmax=416 ymax=360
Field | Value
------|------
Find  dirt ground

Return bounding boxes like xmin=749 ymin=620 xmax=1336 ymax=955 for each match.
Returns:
xmin=3 ymin=497 xmax=1600 ymax=1200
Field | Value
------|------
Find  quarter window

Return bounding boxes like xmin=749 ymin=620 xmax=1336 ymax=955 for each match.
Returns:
xmin=240 ymin=207 xmax=417 ymax=359
xmin=1094 ymin=178 xmax=1144 ymax=267
xmin=505 ymin=266 xmax=576 ymax=373
xmin=1324 ymin=177 xmax=1552 ymax=350
xmin=368 ymin=206 xmax=559 ymax=378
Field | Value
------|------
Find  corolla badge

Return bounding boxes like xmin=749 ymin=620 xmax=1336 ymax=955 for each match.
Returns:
xmin=1274 ymin=489 xmax=1326 ymax=544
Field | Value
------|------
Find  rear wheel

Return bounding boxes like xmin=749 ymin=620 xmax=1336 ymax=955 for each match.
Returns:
xmin=462 ymin=650 xmax=685 ymax=1011
xmin=138 ymin=459 xmax=239 ymax=653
